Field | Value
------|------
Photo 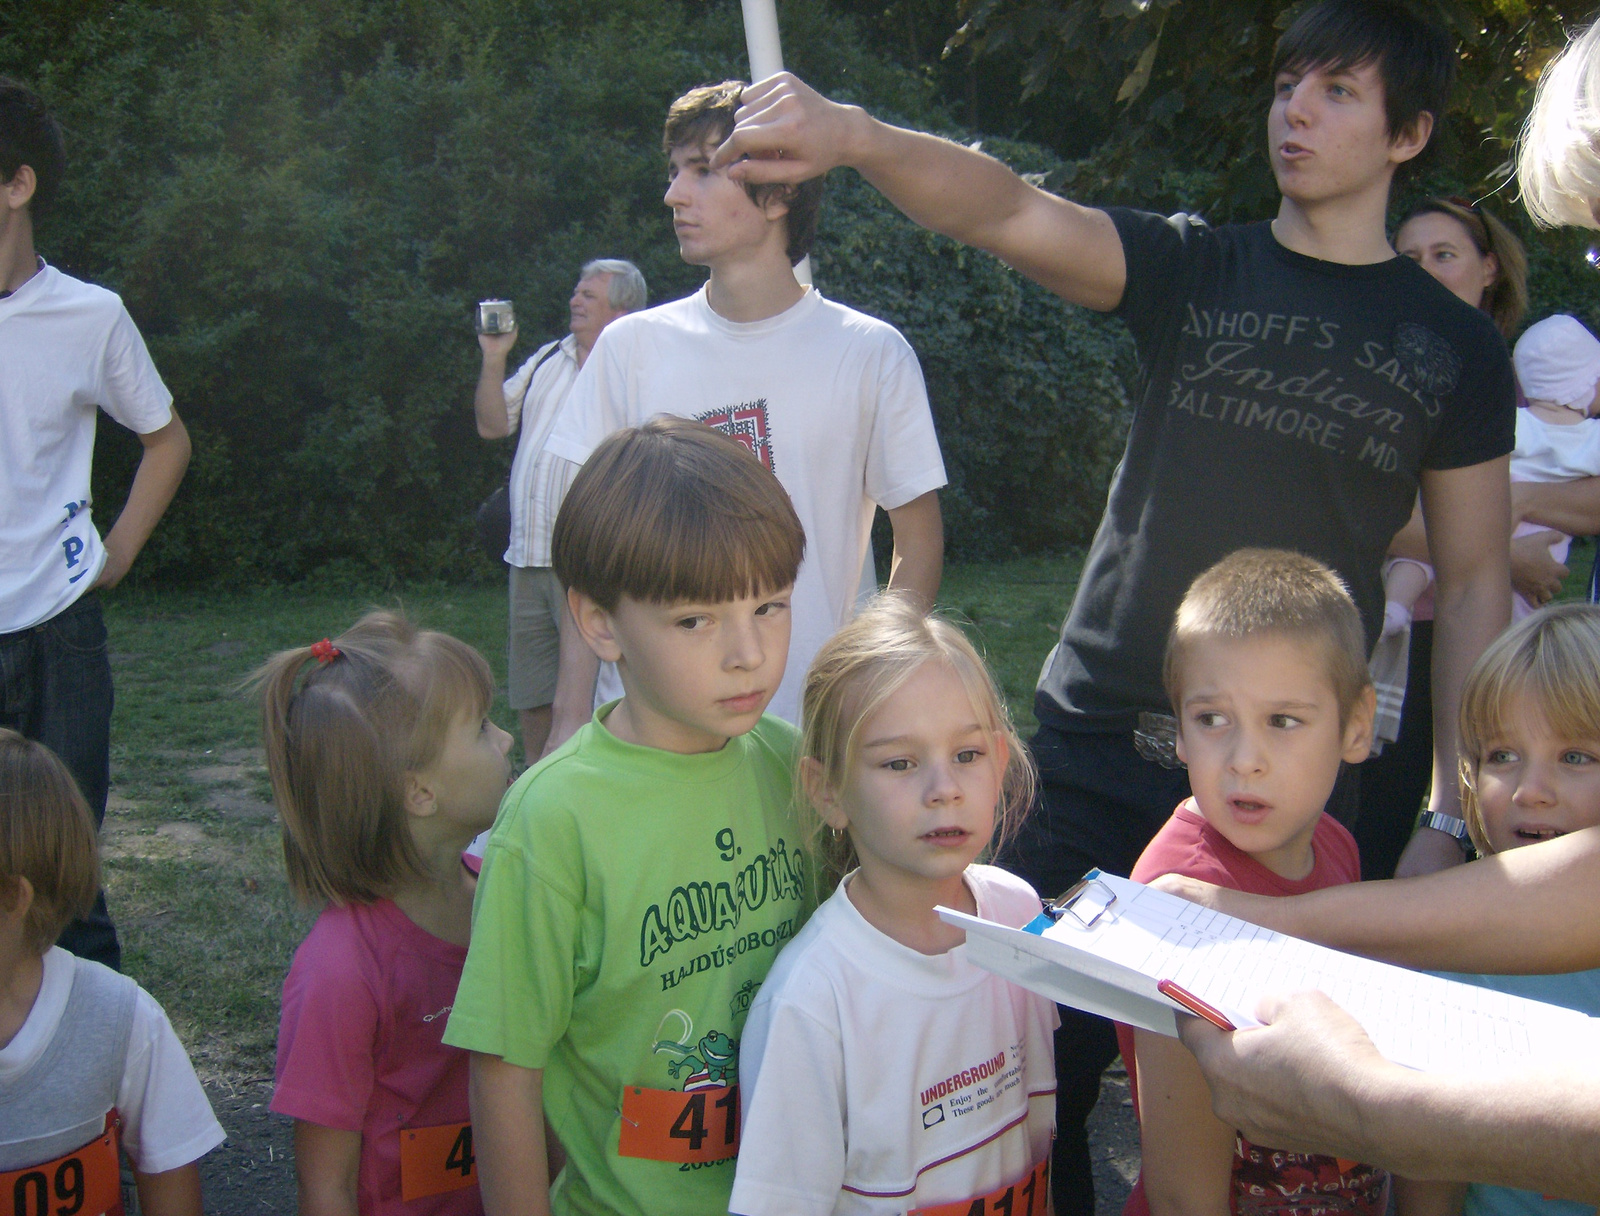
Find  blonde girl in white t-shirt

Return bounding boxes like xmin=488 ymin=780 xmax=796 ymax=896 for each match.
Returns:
xmin=731 ymin=594 xmax=1058 ymax=1216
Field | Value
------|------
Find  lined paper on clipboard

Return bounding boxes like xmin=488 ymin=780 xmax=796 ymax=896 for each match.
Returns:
xmin=939 ymin=871 xmax=1600 ymax=1073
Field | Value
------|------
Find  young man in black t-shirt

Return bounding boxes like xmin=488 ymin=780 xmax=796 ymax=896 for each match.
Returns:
xmin=710 ymin=3 xmax=1514 ymax=1212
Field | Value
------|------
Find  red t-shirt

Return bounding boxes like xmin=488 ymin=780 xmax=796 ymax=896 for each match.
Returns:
xmin=272 ymin=899 xmax=480 ymax=1216
xmin=1117 ymin=801 xmax=1387 ymax=1216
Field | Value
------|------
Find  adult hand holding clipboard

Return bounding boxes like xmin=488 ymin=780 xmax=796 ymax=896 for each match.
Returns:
xmin=1177 ymin=989 xmax=1406 ymax=1168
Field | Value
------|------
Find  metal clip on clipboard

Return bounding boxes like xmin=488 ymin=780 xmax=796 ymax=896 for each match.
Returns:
xmin=1042 ymin=876 xmax=1119 ymax=930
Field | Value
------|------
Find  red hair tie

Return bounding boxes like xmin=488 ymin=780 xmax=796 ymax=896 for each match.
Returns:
xmin=310 ymin=638 xmax=341 ymax=664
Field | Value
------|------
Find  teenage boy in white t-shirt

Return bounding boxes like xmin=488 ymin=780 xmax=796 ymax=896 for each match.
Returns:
xmin=541 ymin=80 xmax=947 ymax=740
xmin=0 ymin=78 xmax=192 ymax=971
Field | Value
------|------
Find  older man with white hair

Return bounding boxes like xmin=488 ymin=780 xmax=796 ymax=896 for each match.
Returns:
xmin=474 ymin=258 xmax=646 ymax=759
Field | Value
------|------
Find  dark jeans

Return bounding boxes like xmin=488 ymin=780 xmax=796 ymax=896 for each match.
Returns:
xmin=1356 ymin=619 xmax=1433 ymax=881
xmin=1001 ymin=720 xmax=1192 ymax=1216
xmin=1002 ymin=716 xmax=1362 ymax=1216
xmin=0 ymin=593 xmax=121 ymax=970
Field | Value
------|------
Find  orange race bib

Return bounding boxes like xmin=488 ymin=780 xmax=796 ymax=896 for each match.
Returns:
xmin=398 ymin=1122 xmax=477 ymax=1202
xmin=617 ymin=1085 xmax=740 ymax=1164
xmin=911 ymin=1157 xmax=1050 ymax=1216
xmin=1 ymin=1114 xmax=123 ymax=1216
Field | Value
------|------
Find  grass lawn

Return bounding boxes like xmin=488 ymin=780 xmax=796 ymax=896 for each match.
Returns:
xmin=99 ymin=554 xmax=1085 ymax=1083
xmin=97 ymin=542 xmax=1596 ymax=1085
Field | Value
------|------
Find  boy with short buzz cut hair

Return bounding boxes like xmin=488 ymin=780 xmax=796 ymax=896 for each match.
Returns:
xmin=445 ymin=417 xmax=814 ymax=1216
xmin=541 ymin=78 xmax=947 ymax=739
xmin=1119 ymin=549 xmax=1382 ymax=1216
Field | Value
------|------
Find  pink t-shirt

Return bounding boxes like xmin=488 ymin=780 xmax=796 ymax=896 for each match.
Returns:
xmin=272 ymin=899 xmax=480 ymax=1216
xmin=1117 ymin=802 xmax=1386 ymax=1216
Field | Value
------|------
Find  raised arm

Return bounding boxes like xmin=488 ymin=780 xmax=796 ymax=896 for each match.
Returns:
xmin=711 ymin=74 xmax=1127 ymax=310
xmin=475 ymin=330 xmax=519 ymax=440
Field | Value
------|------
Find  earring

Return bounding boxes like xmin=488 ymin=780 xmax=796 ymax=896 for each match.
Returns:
xmin=829 ymin=826 xmax=843 ymax=841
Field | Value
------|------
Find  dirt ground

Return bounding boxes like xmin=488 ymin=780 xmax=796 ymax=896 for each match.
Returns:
xmin=196 ymin=1073 xmax=1140 ymax=1216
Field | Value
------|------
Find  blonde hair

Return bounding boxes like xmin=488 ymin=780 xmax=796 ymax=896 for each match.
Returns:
xmin=250 ymin=611 xmax=494 ymax=904
xmin=1518 ymin=22 xmax=1600 ymax=230
xmin=798 ymin=594 xmax=1035 ymax=887
xmin=0 ymin=730 xmax=99 ymax=954
xmin=1165 ymin=549 xmax=1372 ymax=722
xmin=1458 ymin=604 xmax=1600 ymax=854
xmin=552 ymin=416 xmax=805 ymax=612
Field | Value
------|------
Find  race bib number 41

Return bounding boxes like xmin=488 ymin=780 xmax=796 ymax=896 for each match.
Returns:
xmin=911 ymin=1158 xmax=1050 ymax=1216
xmin=618 ymin=1085 xmax=740 ymax=1165
xmin=1 ymin=1120 xmax=122 ymax=1216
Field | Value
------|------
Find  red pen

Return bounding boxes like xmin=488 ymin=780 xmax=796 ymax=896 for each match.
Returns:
xmin=1157 ymin=979 xmax=1237 ymax=1031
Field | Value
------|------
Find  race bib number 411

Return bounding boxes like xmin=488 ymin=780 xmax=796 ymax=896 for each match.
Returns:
xmin=618 ymin=1085 xmax=740 ymax=1165
xmin=911 ymin=1158 xmax=1050 ymax=1216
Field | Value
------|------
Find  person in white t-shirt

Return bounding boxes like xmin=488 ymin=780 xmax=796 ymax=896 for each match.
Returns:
xmin=473 ymin=258 xmax=645 ymax=760
xmin=0 ymin=730 xmax=223 ymax=1216
xmin=541 ymin=80 xmax=946 ymax=743
xmin=0 ymin=80 xmax=191 ymax=973
xmin=732 ymin=596 xmax=1057 ymax=1216
xmin=1382 ymin=313 xmax=1600 ymax=630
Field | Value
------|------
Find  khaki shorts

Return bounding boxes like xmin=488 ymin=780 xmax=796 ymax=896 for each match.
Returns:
xmin=508 ymin=566 xmax=564 ymax=710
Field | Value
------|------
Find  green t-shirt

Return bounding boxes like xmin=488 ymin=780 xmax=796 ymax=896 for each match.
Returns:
xmin=444 ymin=709 xmax=812 ymax=1216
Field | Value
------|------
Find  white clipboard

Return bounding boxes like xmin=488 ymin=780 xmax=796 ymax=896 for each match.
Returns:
xmin=940 ymin=871 xmax=1600 ymax=1073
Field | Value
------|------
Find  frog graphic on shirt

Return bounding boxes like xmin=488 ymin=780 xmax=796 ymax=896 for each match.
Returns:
xmin=652 ymin=1011 xmax=738 ymax=1091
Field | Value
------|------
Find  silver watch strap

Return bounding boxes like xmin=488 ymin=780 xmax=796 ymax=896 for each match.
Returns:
xmin=1417 ymin=810 xmax=1472 ymax=847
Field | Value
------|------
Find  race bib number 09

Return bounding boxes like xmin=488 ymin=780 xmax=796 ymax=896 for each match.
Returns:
xmin=398 ymin=1122 xmax=476 ymax=1202
xmin=618 ymin=1085 xmax=740 ymax=1164
xmin=911 ymin=1158 xmax=1050 ymax=1216
xmin=1 ymin=1122 xmax=122 ymax=1216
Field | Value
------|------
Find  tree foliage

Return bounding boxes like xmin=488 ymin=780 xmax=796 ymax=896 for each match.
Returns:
xmin=2 ymin=0 xmax=1130 ymax=581
xmin=10 ymin=0 xmax=1592 ymax=584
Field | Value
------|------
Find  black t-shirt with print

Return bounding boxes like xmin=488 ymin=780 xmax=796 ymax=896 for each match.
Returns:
xmin=1036 ymin=209 xmax=1516 ymax=733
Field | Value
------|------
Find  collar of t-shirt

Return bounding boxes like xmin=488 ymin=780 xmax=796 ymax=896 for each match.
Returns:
xmin=693 ymin=282 xmax=819 ymax=338
xmin=0 ymin=256 xmax=46 ymax=303
xmin=1173 ymin=800 xmax=1334 ymax=896
xmin=581 ymin=700 xmax=754 ymax=784
xmin=0 ymin=946 xmax=74 ymax=1080
xmin=823 ymin=868 xmax=998 ymax=998
xmin=1260 ymin=222 xmax=1406 ymax=280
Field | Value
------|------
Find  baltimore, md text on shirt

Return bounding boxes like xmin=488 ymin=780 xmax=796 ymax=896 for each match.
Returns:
xmin=1169 ymin=306 xmax=1461 ymax=474
xmin=641 ymin=833 xmax=808 ymax=992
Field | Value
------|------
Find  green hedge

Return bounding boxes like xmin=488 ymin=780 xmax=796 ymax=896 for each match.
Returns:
xmin=4 ymin=0 xmax=1130 ymax=584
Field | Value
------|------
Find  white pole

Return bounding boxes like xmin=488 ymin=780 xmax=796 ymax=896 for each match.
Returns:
xmin=740 ymin=0 xmax=786 ymax=81
xmin=739 ymin=0 xmax=812 ymax=285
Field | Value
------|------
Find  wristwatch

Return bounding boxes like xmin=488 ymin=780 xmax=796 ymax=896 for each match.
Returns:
xmin=1416 ymin=810 xmax=1474 ymax=854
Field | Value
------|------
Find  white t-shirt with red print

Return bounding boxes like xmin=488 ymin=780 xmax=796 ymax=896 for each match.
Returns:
xmin=545 ymin=285 xmax=946 ymax=724
xmin=730 ymin=865 xmax=1058 ymax=1216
